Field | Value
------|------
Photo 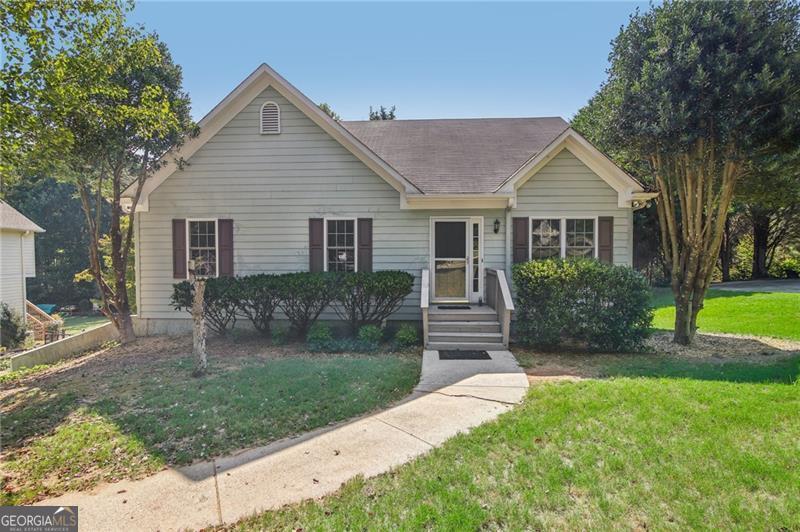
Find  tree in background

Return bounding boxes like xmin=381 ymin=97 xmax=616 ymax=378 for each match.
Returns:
xmin=4 ymin=177 xmax=107 ymax=306
xmin=586 ymin=1 xmax=800 ymax=344
xmin=738 ymin=152 xmax=800 ymax=278
xmin=369 ymin=105 xmax=396 ymax=120
xmin=319 ymin=102 xmax=341 ymax=121
xmin=3 ymin=1 xmax=195 ymax=343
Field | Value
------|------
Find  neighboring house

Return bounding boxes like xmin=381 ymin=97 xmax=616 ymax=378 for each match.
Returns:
xmin=0 ymin=200 xmax=44 ymax=321
xmin=122 ymin=64 xmax=656 ymax=348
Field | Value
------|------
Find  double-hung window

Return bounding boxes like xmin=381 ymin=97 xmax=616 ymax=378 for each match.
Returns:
xmin=530 ymin=217 xmax=596 ymax=260
xmin=188 ymin=219 xmax=218 ymax=277
xmin=325 ymin=218 xmax=356 ymax=272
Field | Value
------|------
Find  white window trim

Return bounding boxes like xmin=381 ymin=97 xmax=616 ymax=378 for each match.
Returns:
xmin=323 ymin=217 xmax=358 ymax=272
xmin=186 ymin=218 xmax=219 ymax=279
xmin=529 ymin=216 xmax=599 ymax=260
xmin=260 ymin=101 xmax=281 ymax=135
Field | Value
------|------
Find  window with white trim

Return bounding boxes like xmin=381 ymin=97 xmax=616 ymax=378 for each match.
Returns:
xmin=530 ymin=218 xmax=596 ymax=260
xmin=260 ymin=101 xmax=280 ymax=134
xmin=325 ymin=218 xmax=356 ymax=272
xmin=565 ymin=219 xmax=595 ymax=258
xmin=188 ymin=220 xmax=218 ymax=277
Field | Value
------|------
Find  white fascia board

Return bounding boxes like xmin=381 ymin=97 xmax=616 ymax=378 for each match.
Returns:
xmin=124 ymin=64 xmax=421 ymax=212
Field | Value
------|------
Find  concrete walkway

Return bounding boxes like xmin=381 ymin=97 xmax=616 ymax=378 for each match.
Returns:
xmin=37 ymin=350 xmax=528 ymax=531
xmin=713 ymin=279 xmax=800 ymax=293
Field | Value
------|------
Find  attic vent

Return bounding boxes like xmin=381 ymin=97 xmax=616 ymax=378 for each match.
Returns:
xmin=260 ymin=101 xmax=280 ymax=134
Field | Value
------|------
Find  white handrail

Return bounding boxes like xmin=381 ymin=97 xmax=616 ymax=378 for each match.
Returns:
xmin=494 ymin=270 xmax=515 ymax=312
xmin=420 ymin=269 xmax=430 ymax=347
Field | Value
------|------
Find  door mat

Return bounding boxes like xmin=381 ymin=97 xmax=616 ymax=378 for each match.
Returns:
xmin=437 ymin=305 xmax=471 ymax=310
xmin=438 ymin=350 xmax=491 ymax=360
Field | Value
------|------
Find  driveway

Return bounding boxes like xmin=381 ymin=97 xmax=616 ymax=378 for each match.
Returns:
xmin=37 ymin=350 xmax=528 ymax=531
xmin=713 ymin=279 xmax=800 ymax=293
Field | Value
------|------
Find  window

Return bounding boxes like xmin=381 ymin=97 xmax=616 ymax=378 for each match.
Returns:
xmin=530 ymin=218 xmax=596 ymax=260
xmin=260 ymin=101 xmax=280 ymax=134
xmin=188 ymin=220 xmax=217 ymax=277
xmin=326 ymin=218 xmax=356 ymax=272
xmin=566 ymin=219 xmax=595 ymax=258
xmin=531 ymin=219 xmax=561 ymax=259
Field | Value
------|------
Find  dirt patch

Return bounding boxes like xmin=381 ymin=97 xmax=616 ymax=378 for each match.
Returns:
xmin=517 ymin=331 xmax=800 ymax=380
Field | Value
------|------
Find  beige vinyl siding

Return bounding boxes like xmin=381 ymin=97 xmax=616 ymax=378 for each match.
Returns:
xmin=137 ymin=87 xmax=505 ymax=321
xmin=513 ymin=149 xmax=633 ymax=265
xmin=1 ymin=229 xmax=26 ymax=316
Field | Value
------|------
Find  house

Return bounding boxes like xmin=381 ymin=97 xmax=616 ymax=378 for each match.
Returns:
xmin=122 ymin=64 xmax=656 ymax=348
xmin=0 ymin=200 xmax=44 ymax=322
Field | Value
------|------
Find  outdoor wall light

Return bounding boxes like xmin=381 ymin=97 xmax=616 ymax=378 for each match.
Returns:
xmin=493 ymin=219 xmax=501 ymax=234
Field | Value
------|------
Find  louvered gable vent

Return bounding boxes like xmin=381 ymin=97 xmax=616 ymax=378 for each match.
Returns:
xmin=260 ymin=101 xmax=280 ymax=134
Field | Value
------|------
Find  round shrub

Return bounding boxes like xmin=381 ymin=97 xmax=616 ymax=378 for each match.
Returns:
xmin=306 ymin=322 xmax=335 ymax=352
xmin=393 ymin=324 xmax=419 ymax=349
xmin=234 ymin=274 xmax=281 ymax=336
xmin=171 ymin=277 xmax=238 ymax=336
xmin=357 ymin=324 xmax=383 ymax=350
xmin=333 ymin=271 xmax=414 ymax=334
xmin=512 ymin=258 xmax=653 ymax=351
xmin=277 ymin=272 xmax=339 ymax=338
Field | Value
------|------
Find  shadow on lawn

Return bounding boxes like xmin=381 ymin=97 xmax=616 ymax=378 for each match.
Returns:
xmin=599 ymin=353 xmax=800 ymax=384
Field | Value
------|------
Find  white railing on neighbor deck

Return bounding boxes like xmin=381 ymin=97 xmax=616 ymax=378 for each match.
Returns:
xmin=485 ymin=269 xmax=514 ymax=348
xmin=420 ymin=269 xmax=430 ymax=347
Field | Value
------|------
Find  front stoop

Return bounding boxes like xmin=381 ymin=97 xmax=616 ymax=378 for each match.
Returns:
xmin=427 ymin=305 xmax=505 ymax=350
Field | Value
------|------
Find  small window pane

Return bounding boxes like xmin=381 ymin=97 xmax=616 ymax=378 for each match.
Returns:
xmin=531 ymin=219 xmax=561 ymax=260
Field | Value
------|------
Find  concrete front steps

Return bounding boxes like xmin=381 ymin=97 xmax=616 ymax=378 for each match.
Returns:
xmin=427 ymin=306 xmax=505 ymax=350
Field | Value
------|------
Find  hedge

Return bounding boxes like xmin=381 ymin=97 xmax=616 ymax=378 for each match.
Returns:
xmin=171 ymin=270 xmax=414 ymax=339
xmin=512 ymin=258 xmax=653 ymax=351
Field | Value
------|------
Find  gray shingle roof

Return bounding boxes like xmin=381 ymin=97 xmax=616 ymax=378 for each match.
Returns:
xmin=0 ymin=200 xmax=45 ymax=232
xmin=342 ymin=117 xmax=569 ymax=194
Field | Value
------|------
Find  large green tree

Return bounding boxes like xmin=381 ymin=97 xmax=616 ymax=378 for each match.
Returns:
xmin=586 ymin=0 xmax=800 ymax=344
xmin=3 ymin=2 xmax=195 ymax=342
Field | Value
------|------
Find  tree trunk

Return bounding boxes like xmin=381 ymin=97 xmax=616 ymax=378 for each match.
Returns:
xmin=719 ymin=216 xmax=732 ymax=282
xmin=192 ymin=278 xmax=207 ymax=377
xmin=117 ymin=312 xmax=136 ymax=344
xmin=752 ymin=211 xmax=771 ymax=278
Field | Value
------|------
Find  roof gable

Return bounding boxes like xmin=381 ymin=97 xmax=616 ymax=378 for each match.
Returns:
xmin=123 ymin=64 xmax=420 ymax=212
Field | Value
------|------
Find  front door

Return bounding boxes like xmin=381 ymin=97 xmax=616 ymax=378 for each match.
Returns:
xmin=431 ymin=217 xmax=483 ymax=303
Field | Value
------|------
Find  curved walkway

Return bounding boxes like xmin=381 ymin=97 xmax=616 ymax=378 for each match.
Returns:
xmin=37 ymin=350 xmax=528 ymax=531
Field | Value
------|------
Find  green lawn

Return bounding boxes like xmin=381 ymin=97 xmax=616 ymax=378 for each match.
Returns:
xmin=61 ymin=314 xmax=109 ymax=335
xmin=652 ymin=288 xmax=800 ymax=340
xmin=0 ymin=337 xmax=420 ymax=505
xmin=236 ymin=357 xmax=800 ymax=530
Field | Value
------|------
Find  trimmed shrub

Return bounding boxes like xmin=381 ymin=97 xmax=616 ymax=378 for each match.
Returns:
xmin=235 ymin=274 xmax=281 ymax=336
xmin=333 ymin=271 xmax=414 ymax=334
xmin=512 ymin=258 xmax=653 ymax=351
xmin=277 ymin=272 xmax=339 ymax=338
xmin=393 ymin=324 xmax=419 ymax=349
xmin=357 ymin=324 xmax=383 ymax=352
xmin=1 ymin=303 xmax=27 ymax=349
xmin=306 ymin=322 xmax=335 ymax=352
xmin=171 ymin=277 xmax=239 ymax=336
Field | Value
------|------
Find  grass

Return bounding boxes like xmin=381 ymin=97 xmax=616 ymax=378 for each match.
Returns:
xmin=61 ymin=314 xmax=109 ymax=335
xmin=652 ymin=288 xmax=800 ymax=340
xmin=0 ymin=338 xmax=421 ymax=504
xmin=235 ymin=359 xmax=800 ymax=530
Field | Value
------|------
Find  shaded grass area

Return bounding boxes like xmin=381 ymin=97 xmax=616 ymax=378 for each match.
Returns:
xmin=61 ymin=315 xmax=109 ymax=335
xmin=651 ymin=288 xmax=800 ymax=340
xmin=234 ymin=365 xmax=800 ymax=530
xmin=0 ymin=338 xmax=420 ymax=504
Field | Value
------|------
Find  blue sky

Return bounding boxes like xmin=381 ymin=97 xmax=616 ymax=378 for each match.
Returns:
xmin=131 ymin=2 xmax=648 ymax=122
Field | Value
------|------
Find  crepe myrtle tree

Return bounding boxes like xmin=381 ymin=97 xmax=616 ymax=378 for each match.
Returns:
xmin=601 ymin=0 xmax=800 ymax=344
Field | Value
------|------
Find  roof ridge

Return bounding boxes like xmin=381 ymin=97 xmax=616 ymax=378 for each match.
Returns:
xmin=342 ymin=116 xmax=567 ymax=124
